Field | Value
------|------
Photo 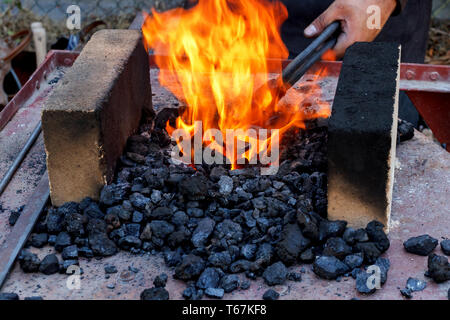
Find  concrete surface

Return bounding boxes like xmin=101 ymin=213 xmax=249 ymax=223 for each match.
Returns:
xmin=1 ymin=68 xmax=449 ymax=300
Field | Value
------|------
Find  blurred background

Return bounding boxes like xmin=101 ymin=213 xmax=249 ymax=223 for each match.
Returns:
xmin=0 ymin=0 xmax=448 ymax=112
xmin=1 ymin=0 xmax=447 ymax=63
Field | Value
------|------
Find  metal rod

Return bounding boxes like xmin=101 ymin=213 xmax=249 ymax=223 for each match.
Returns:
xmin=281 ymin=21 xmax=340 ymax=83
xmin=0 ymin=172 xmax=49 ymax=289
xmin=285 ymin=37 xmax=338 ymax=86
xmin=9 ymin=68 xmax=22 ymax=90
xmin=0 ymin=121 xmax=42 ymax=196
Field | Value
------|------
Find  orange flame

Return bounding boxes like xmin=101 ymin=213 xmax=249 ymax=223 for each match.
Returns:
xmin=143 ymin=0 xmax=331 ymax=167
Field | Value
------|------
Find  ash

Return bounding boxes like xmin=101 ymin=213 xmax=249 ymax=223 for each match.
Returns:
xmin=21 ymin=111 xmax=405 ymax=300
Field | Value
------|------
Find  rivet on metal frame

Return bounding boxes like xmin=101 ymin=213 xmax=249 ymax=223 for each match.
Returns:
xmin=405 ymin=70 xmax=415 ymax=80
xmin=429 ymin=72 xmax=439 ymax=81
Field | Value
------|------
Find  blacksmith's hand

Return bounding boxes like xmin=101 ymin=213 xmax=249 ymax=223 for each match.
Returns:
xmin=304 ymin=0 xmax=398 ymax=58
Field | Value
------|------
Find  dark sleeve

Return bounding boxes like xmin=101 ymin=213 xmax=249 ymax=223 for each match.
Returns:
xmin=392 ymin=0 xmax=408 ymax=16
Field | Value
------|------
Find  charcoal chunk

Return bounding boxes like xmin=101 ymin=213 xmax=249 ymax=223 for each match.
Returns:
xmin=150 ymin=220 xmax=175 ymax=239
xmin=296 ymin=211 xmax=320 ymax=241
xmin=154 ymin=273 xmax=168 ymax=288
xmin=46 ymin=209 xmax=64 ymax=234
xmin=0 ymin=293 xmax=19 ymax=300
xmin=191 ymin=218 xmax=215 ymax=248
xmin=214 ymin=220 xmax=243 ymax=245
xmin=172 ymin=211 xmax=189 ymax=226
xmin=319 ymin=220 xmax=347 ymax=242
xmin=427 ymin=254 xmax=450 ymax=283
xmin=140 ymin=288 xmax=169 ymax=300
xmin=64 ymin=212 xmax=84 ymax=236
xmin=263 ymin=289 xmax=279 ymax=300
xmin=9 ymin=210 xmax=21 ymax=226
xmin=441 ymin=239 xmax=450 ymax=256
xmin=164 ymin=250 xmax=183 ymax=267
xmin=322 ymin=237 xmax=352 ymax=260
xmin=299 ymin=248 xmax=315 ymax=264
xmin=275 ymin=224 xmax=310 ymax=265
xmin=100 ymin=183 xmax=130 ymax=206
xmin=104 ymin=265 xmax=118 ymax=274
xmin=406 ymin=278 xmax=427 ymax=292
xmin=354 ymin=242 xmax=382 ymax=264
xmin=229 ymin=260 xmax=252 ymax=273
xmin=39 ymin=254 xmax=59 ymax=275
xmin=55 ymin=232 xmax=72 ymax=252
xmin=61 ymin=245 xmax=78 ymax=260
xmin=208 ymin=251 xmax=232 ymax=269
xmin=398 ymin=119 xmax=414 ymax=142
xmin=130 ymin=193 xmax=150 ymax=210
xmin=78 ymin=247 xmax=94 ymax=258
xmin=404 ymin=235 xmax=438 ymax=256
xmin=366 ymin=221 xmax=390 ymax=252
xmin=287 ymin=272 xmax=302 ymax=282
xmin=31 ymin=233 xmax=48 ymax=248
xmin=147 ymin=206 xmax=173 ymax=220
xmin=400 ymin=288 xmax=413 ymax=299
xmin=356 ymin=271 xmax=376 ymax=294
xmin=18 ymin=250 xmax=41 ymax=273
xmin=118 ymin=236 xmax=142 ymax=250
xmin=254 ymin=243 xmax=273 ymax=267
xmin=220 ymin=274 xmax=240 ymax=293
xmin=241 ymin=244 xmax=258 ymax=261
xmin=263 ymin=262 xmax=287 ymax=286
xmin=167 ymin=227 xmax=191 ymax=248
xmin=179 ymin=175 xmax=209 ymax=200
xmin=89 ymin=233 xmax=118 ymax=257
xmin=205 ymin=288 xmax=224 ymax=299
xmin=313 ymin=256 xmax=350 ymax=280
xmin=196 ymin=268 xmax=221 ymax=289
xmin=175 ymin=255 xmax=205 ymax=280
xmin=83 ymin=202 xmax=104 ymax=219
xmin=344 ymin=253 xmax=364 ymax=269
xmin=343 ymin=227 xmax=369 ymax=245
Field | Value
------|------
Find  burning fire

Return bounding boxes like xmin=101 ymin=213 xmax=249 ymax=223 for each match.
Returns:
xmin=142 ymin=0 xmax=331 ymax=168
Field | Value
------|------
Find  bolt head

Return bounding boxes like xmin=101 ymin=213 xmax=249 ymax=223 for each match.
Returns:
xmin=430 ymin=72 xmax=439 ymax=81
xmin=405 ymin=70 xmax=415 ymax=80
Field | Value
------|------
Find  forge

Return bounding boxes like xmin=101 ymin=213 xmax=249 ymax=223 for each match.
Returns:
xmin=0 ymin=7 xmax=449 ymax=301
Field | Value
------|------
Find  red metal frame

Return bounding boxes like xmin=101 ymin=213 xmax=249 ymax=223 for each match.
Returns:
xmin=0 ymin=50 xmax=78 ymax=131
xmin=1 ymin=51 xmax=449 ymax=150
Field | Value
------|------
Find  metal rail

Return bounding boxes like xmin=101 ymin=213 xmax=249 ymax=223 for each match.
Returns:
xmin=0 ymin=122 xmax=42 ymax=196
xmin=0 ymin=172 xmax=49 ymax=289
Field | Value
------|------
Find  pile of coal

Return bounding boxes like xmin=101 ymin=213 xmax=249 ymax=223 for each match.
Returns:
xmin=402 ymin=235 xmax=450 ymax=294
xmin=20 ymin=121 xmax=393 ymax=299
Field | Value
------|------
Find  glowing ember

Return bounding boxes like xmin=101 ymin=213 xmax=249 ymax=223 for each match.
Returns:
xmin=142 ymin=0 xmax=331 ymax=168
